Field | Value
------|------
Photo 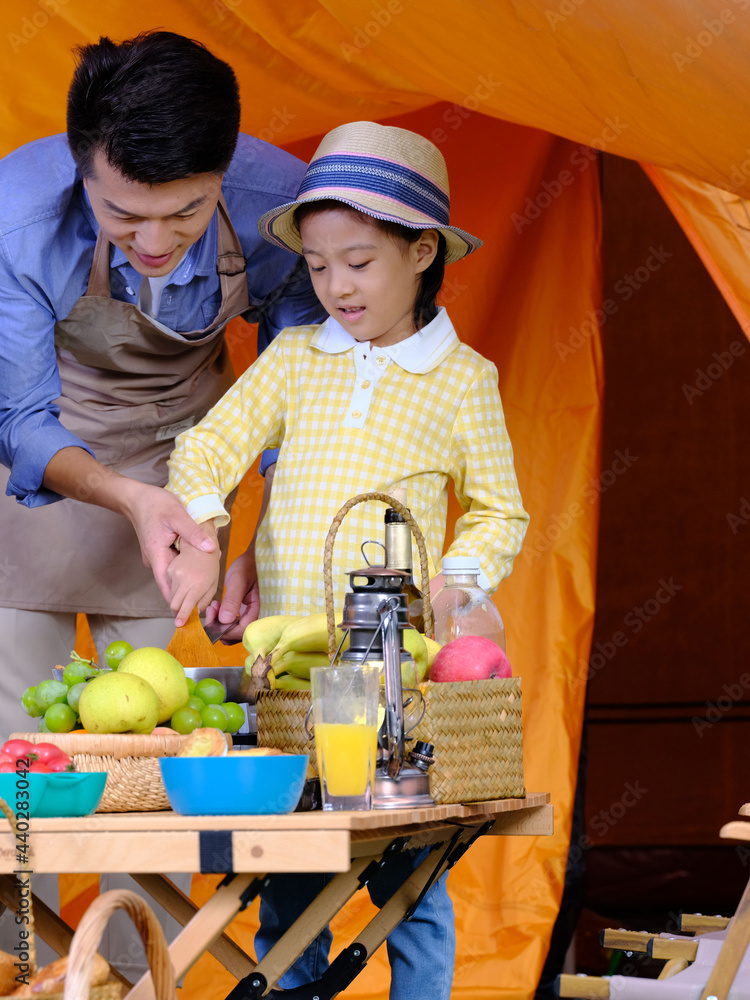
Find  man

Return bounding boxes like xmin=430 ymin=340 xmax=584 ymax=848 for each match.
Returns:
xmin=0 ymin=30 xmax=324 ymax=735
xmin=0 ymin=29 xmax=323 ymax=981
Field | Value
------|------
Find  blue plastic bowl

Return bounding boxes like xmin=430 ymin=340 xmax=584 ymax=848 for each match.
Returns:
xmin=0 ymin=771 xmax=107 ymax=818
xmin=159 ymin=755 xmax=308 ymax=816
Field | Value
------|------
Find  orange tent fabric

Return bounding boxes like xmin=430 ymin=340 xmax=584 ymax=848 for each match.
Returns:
xmin=2 ymin=1 xmax=745 ymax=996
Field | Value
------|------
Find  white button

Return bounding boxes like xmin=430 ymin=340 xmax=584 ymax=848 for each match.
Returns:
xmin=376 ymin=355 xmax=387 ymax=365
xmin=125 ymin=286 xmax=135 ymax=296
xmin=361 ymin=380 xmax=371 ymax=389
xmin=352 ymin=409 xmax=362 ymax=419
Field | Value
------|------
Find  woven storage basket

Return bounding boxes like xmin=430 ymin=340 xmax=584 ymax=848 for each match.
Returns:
xmin=256 ymin=689 xmax=316 ymax=771
xmin=72 ymin=755 xmax=170 ymax=813
xmin=410 ymin=677 xmax=524 ymax=804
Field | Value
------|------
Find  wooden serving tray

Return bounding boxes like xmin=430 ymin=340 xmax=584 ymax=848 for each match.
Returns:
xmin=9 ymin=731 xmax=186 ymax=759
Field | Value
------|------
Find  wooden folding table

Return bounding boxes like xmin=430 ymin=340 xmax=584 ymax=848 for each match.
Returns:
xmin=0 ymin=793 xmax=551 ymax=999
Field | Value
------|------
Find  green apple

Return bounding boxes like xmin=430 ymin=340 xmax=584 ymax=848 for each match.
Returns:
xmin=118 ymin=647 xmax=189 ymax=724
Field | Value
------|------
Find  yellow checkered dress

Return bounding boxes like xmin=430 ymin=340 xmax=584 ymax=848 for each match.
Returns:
xmin=167 ymin=310 xmax=529 ymax=616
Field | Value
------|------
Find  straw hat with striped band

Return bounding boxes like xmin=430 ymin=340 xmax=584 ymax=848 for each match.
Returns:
xmin=257 ymin=121 xmax=483 ymax=265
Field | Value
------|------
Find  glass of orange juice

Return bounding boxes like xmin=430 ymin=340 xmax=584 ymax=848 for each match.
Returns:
xmin=310 ymin=663 xmax=380 ymax=811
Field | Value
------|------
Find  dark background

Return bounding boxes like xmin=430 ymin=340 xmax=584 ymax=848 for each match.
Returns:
xmin=572 ymin=152 xmax=750 ymax=975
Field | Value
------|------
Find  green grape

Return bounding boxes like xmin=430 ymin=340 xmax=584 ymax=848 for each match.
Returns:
xmin=21 ymin=686 xmax=44 ymax=718
xmin=185 ymin=677 xmax=197 ymax=696
xmin=104 ymin=640 xmax=134 ymax=671
xmin=222 ymin=702 xmax=245 ymax=734
xmin=200 ymin=704 xmax=228 ymax=731
xmin=170 ymin=706 xmax=202 ymax=735
xmin=37 ymin=718 xmax=50 ymax=733
xmin=186 ymin=695 xmax=205 ymax=713
xmin=35 ymin=679 xmax=70 ymax=711
xmin=195 ymin=678 xmax=225 ymax=705
xmin=45 ymin=703 xmax=77 ymax=734
xmin=62 ymin=661 xmax=91 ymax=687
xmin=66 ymin=681 xmax=88 ymax=714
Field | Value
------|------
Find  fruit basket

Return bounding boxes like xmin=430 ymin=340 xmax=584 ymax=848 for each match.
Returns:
xmin=8 ymin=733 xmax=187 ymax=813
xmin=256 ymin=491 xmax=526 ymax=805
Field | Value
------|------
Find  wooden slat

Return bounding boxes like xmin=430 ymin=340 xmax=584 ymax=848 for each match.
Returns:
xmin=649 ymin=938 xmax=698 ymax=961
xmin=679 ymin=913 xmax=729 ymax=933
xmin=721 ymin=820 xmax=750 ymax=842
xmin=557 ymin=974 xmax=610 ymax=998
xmin=600 ymin=928 xmax=655 ymax=952
xmin=8 ymin=731 xmax=186 ymax=759
xmin=12 ymin=830 xmax=350 ymax=874
xmin=129 ymin=875 xmax=255 ymax=981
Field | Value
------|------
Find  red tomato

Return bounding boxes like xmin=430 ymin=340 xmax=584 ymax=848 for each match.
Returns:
xmin=29 ymin=742 xmax=70 ymax=765
xmin=0 ymin=761 xmax=17 ymax=773
xmin=29 ymin=761 xmax=51 ymax=773
xmin=46 ymin=757 xmax=75 ymax=772
xmin=1 ymin=739 xmax=36 ymax=760
xmin=0 ymin=753 xmax=16 ymax=767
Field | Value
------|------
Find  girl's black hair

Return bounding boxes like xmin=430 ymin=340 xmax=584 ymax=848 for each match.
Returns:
xmin=295 ymin=200 xmax=446 ymax=330
xmin=67 ymin=31 xmax=240 ymax=184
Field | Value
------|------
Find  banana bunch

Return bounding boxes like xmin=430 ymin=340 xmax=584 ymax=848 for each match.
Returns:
xmin=241 ymin=612 xmax=443 ymax=700
xmin=242 ymin=612 xmax=348 ymax=696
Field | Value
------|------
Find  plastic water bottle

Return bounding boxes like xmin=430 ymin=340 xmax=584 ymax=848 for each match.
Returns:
xmin=432 ymin=556 xmax=506 ymax=651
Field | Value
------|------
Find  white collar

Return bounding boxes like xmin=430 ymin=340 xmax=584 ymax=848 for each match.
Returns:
xmin=310 ymin=307 xmax=460 ymax=374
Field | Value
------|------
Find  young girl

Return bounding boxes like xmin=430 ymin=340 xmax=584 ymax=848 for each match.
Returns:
xmin=165 ymin=120 xmax=529 ymax=998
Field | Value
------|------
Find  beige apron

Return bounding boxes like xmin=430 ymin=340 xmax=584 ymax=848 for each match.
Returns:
xmin=0 ymin=197 xmax=249 ymax=616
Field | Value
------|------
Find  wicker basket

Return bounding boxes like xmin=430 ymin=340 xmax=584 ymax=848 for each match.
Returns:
xmin=0 ymin=800 xmax=174 ymax=998
xmin=256 ymin=492 xmax=525 ymax=804
xmin=72 ymin=755 xmax=170 ymax=813
xmin=9 ymin=734 xmax=186 ymax=813
xmin=410 ymin=677 xmax=524 ymax=804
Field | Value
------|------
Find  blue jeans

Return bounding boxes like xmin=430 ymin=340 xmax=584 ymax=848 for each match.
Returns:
xmin=256 ymin=847 xmax=455 ymax=1000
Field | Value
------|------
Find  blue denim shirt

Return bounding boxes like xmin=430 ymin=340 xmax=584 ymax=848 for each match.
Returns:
xmin=0 ymin=133 xmax=324 ymax=507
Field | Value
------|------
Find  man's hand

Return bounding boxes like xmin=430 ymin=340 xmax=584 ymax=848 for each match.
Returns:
xmin=205 ymin=547 xmax=260 ymax=642
xmin=43 ymin=447 xmax=216 ymax=604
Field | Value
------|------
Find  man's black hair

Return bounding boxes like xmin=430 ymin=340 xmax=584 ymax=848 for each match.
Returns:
xmin=66 ymin=30 xmax=241 ymax=184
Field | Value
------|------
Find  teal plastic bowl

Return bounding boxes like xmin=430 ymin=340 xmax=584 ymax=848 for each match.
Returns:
xmin=0 ymin=771 xmax=107 ymax=818
xmin=159 ymin=755 xmax=307 ymax=815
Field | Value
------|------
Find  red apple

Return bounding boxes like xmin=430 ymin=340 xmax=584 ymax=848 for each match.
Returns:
xmin=430 ymin=636 xmax=512 ymax=682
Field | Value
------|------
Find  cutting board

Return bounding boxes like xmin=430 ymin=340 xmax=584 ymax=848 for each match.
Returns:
xmin=8 ymin=731 xmax=187 ymax=759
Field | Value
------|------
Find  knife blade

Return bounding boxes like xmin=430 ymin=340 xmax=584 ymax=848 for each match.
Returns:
xmin=203 ymin=617 xmax=241 ymax=644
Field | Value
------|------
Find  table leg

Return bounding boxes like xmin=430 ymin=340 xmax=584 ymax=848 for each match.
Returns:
xmin=126 ymin=873 xmax=263 ymax=1000
xmin=129 ymin=874 xmax=256 ymax=980
xmin=241 ymin=856 xmax=376 ymax=994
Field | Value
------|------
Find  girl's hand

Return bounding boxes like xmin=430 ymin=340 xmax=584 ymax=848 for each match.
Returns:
xmin=167 ymin=546 xmax=221 ymax=627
